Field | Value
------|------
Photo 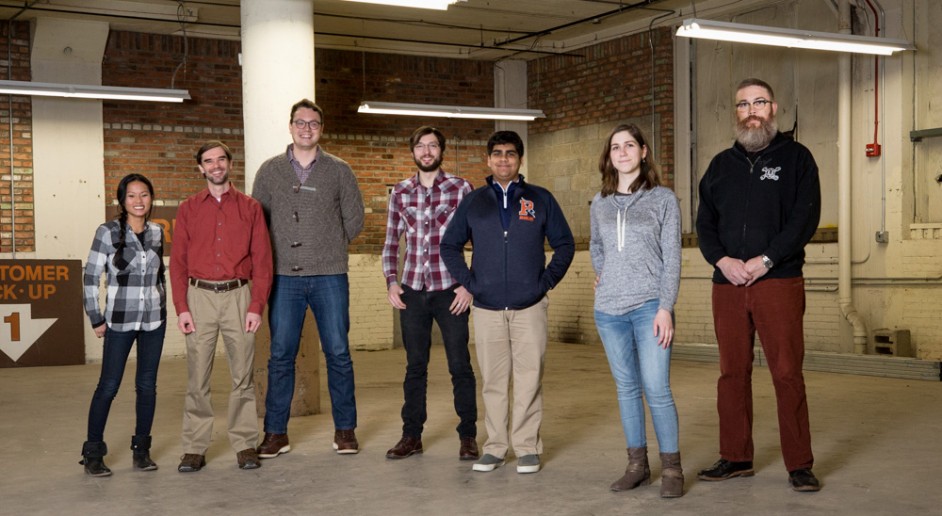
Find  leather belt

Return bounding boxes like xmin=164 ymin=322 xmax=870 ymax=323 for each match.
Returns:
xmin=189 ymin=278 xmax=248 ymax=293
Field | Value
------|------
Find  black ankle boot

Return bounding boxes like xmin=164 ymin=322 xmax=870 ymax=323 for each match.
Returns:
xmin=80 ymin=441 xmax=112 ymax=477
xmin=131 ymin=435 xmax=158 ymax=471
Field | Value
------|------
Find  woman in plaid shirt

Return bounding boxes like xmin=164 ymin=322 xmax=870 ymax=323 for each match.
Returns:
xmin=80 ymin=174 xmax=166 ymax=477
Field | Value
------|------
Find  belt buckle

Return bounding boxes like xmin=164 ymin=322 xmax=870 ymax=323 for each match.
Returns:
xmin=214 ymin=282 xmax=227 ymax=293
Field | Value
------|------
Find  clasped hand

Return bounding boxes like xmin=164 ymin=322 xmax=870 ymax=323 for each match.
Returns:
xmin=716 ymin=256 xmax=769 ymax=287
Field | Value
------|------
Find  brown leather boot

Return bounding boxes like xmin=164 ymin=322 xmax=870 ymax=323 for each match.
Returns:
xmin=660 ymin=452 xmax=684 ymax=498
xmin=610 ymin=447 xmax=651 ymax=491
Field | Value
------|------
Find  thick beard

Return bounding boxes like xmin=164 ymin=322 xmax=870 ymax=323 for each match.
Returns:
xmin=736 ymin=115 xmax=778 ymax=153
xmin=415 ymin=156 xmax=442 ymax=173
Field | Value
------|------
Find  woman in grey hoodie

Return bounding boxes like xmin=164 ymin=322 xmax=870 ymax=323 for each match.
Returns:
xmin=590 ymin=123 xmax=683 ymax=498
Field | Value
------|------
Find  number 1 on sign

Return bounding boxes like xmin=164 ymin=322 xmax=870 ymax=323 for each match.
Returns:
xmin=3 ymin=312 xmax=19 ymax=341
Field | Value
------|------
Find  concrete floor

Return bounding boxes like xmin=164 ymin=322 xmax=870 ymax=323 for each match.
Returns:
xmin=2 ymin=342 xmax=941 ymax=516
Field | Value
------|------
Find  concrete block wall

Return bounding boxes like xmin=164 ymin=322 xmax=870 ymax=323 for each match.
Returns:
xmin=348 ymin=253 xmax=393 ymax=351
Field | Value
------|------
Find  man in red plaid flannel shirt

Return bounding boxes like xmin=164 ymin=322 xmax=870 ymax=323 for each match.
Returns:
xmin=381 ymin=126 xmax=479 ymax=462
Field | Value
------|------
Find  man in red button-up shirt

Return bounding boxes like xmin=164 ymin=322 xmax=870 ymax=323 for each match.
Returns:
xmin=170 ymin=140 xmax=273 ymax=472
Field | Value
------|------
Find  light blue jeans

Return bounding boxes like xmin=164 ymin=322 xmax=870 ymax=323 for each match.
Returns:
xmin=595 ymin=299 xmax=679 ymax=452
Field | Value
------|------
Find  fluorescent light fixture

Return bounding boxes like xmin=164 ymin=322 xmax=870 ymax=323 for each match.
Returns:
xmin=358 ymin=101 xmax=545 ymax=121
xmin=0 ymin=80 xmax=191 ymax=103
xmin=40 ymin=0 xmax=198 ymax=23
xmin=341 ymin=0 xmax=463 ymax=11
xmin=676 ymin=18 xmax=914 ymax=56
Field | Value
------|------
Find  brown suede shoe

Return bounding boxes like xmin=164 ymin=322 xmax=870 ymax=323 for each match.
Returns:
xmin=333 ymin=429 xmax=359 ymax=455
xmin=237 ymin=448 xmax=260 ymax=470
xmin=459 ymin=437 xmax=480 ymax=461
xmin=386 ymin=436 xmax=423 ymax=459
xmin=177 ymin=453 xmax=205 ymax=473
xmin=257 ymin=432 xmax=291 ymax=459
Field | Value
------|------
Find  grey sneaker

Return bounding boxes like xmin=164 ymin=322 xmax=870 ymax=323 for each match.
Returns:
xmin=517 ymin=454 xmax=541 ymax=474
xmin=472 ymin=453 xmax=505 ymax=472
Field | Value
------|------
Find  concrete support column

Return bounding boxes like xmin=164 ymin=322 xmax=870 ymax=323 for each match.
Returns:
xmin=241 ymin=0 xmax=315 ymax=187
xmin=240 ymin=0 xmax=320 ymax=418
xmin=30 ymin=18 xmax=109 ymax=358
xmin=31 ymin=18 xmax=108 ymax=261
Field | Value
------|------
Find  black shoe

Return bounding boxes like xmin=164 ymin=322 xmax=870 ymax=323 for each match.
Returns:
xmin=131 ymin=435 xmax=158 ymax=471
xmin=697 ymin=459 xmax=755 ymax=481
xmin=80 ymin=441 xmax=112 ymax=477
xmin=133 ymin=452 xmax=158 ymax=471
xmin=788 ymin=468 xmax=821 ymax=492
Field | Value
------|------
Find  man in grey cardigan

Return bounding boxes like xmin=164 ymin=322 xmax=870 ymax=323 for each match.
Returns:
xmin=252 ymin=99 xmax=365 ymax=458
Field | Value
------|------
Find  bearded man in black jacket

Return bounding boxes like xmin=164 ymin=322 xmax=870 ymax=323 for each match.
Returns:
xmin=695 ymin=78 xmax=822 ymax=493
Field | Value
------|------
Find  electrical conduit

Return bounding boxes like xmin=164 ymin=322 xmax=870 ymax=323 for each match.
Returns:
xmin=838 ymin=0 xmax=869 ymax=353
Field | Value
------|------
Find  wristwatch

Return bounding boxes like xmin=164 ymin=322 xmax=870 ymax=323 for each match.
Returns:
xmin=762 ymin=255 xmax=774 ymax=269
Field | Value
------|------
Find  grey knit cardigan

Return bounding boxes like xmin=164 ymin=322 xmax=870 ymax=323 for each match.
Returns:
xmin=252 ymin=149 xmax=365 ymax=276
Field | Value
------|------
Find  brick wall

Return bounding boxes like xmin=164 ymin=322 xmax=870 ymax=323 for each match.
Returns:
xmin=101 ymin=31 xmax=494 ymax=255
xmin=0 ymin=21 xmax=33 ymax=254
xmin=102 ymin=32 xmax=246 ymax=202
xmin=528 ymin=28 xmax=675 ymax=185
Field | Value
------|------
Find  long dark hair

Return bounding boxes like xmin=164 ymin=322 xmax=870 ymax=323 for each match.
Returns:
xmin=598 ymin=123 xmax=661 ymax=197
xmin=113 ymin=173 xmax=155 ymax=268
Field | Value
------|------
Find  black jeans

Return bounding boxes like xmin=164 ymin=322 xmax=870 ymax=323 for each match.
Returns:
xmin=86 ymin=323 xmax=166 ymax=442
xmin=399 ymin=285 xmax=477 ymax=438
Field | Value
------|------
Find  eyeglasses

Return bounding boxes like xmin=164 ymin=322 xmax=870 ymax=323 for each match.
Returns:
xmin=413 ymin=143 xmax=440 ymax=152
xmin=735 ymin=99 xmax=771 ymax=111
xmin=292 ymin=119 xmax=322 ymax=130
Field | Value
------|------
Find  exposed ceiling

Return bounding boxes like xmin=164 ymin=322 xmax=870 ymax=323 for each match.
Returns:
xmin=0 ymin=0 xmax=708 ymax=60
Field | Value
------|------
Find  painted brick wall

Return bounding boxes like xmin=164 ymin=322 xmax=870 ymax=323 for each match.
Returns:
xmin=0 ymin=21 xmax=33 ymax=254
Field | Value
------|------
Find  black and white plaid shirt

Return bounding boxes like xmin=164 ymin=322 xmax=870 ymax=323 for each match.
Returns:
xmin=83 ymin=220 xmax=166 ymax=332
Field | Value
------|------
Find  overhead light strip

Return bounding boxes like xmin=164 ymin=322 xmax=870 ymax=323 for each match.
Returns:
xmin=358 ymin=101 xmax=545 ymax=121
xmin=675 ymin=18 xmax=914 ymax=56
xmin=340 ymin=0 xmax=463 ymax=11
xmin=0 ymin=80 xmax=191 ymax=103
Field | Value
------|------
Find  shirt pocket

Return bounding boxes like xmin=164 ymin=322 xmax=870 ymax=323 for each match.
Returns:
xmin=434 ymin=204 xmax=455 ymax=227
xmin=403 ymin=206 xmax=419 ymax=234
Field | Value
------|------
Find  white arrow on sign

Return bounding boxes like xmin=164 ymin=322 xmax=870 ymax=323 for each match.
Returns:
xmin=0 ymin=304 xmax=58 ymax=362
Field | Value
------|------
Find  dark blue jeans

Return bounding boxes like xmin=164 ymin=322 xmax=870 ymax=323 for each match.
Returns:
xmin=86 ymin=323 xmax=166 ymax=442
xmin=265 ymin=274 xmax=357 ymax=433
xmin=399 ymin=285 xmax=476 ymax=438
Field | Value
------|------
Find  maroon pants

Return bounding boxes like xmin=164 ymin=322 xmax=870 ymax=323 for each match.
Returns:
xmin=712 ymin=277 xmax=814 ymax=472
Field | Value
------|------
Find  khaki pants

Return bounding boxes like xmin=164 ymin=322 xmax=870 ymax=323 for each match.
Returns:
xmin=472 ymin=296 xmax=548 ymax=458
xmin=181 ymin=284 xmax=259 ymax=454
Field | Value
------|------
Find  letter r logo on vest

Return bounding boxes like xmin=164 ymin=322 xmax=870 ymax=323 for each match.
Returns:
xmin=518 ymin=198 xmax=535 ymax=221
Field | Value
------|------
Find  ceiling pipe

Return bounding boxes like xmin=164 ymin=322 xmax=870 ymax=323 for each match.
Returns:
xmin=493 ymin=0 xmax=662 ymax=47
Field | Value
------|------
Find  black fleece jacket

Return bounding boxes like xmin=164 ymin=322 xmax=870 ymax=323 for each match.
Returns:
xmin=441 ymin=175 xmax=575 ymax=310
xmin=696 ymin=132 xmax=821 ymax=284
